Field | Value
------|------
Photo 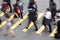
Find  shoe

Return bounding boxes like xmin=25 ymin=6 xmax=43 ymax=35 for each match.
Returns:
xmin=4 ymin=34 xmax=8 ymax=36
xmin=19 ymin=23 xmax=21 ymax=25
xmin=25 ymin=27 xmax=28 ymax=29
xmin=9 ymin=11 xmax=12 ymax=13
xmin=49 ymin=31 xmax=52 ymax=33
xmin=35 ymin=29 xmax=38 ymax=31
xmin=21 ymin=17 xmax=23 ymax=19
xmin=12 ymin=35 xmax=15 ymax=38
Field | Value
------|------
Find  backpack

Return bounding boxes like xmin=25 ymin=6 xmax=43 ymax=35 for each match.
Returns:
xmin=1 ymin=2 xmax=9 ymax=13
xmin=15 ymin=6 xmax=22 ymax=14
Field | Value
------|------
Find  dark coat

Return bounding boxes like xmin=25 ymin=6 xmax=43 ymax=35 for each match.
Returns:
xmin=28 ymin=2 xmax=38 ymax=21
xmin=57 ymin=20 xmax=60 ymax=33
xmin=49 ymin=2 xmax=57 ymax=16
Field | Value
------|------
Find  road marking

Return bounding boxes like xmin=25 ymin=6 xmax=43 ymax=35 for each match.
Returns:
xmin=0 ymin=6 xmax=2 ymax=9
xmin=0 ymin=12 xmax=4 ymax=17
xmin=10 ymin=13 xmax=29 ymax=30
xmin=36 ymin=25 xmax=45 ymax=34
xmin=0 ymin=21 xmax=6 ymax=28
xmin=22 ymin=13 xmax=44 ymax=32
xmin=49 ymin=27 xmax=57 ymax=37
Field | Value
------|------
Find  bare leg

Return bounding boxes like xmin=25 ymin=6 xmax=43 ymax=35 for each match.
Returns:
xmin=8 ymin=29 xmax=15 ymax=37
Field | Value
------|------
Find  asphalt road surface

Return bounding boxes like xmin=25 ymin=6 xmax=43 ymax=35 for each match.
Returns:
xmin=0 ymin=0 xmax=60 ymax=40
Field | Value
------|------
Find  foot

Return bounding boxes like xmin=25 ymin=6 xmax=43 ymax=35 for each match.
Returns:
xmin=35 ymin=29 xmax=38 ymax=31
xmin=49 ymin=31 xmax=52 ymax=33
xmin=25 ymin=27 xmax=28 ymax=29
xmin=21 ymin=17 xmax=23 ymax=19
xmin=19 ymin=23 xmax=21 ymax=25
xmin=12 ymin=35 xmax=15 ymax=38
xmin=4 ymin=34 xmax=8 ymax=36
xmin=9 ymin=11 xmax=12 ymax=13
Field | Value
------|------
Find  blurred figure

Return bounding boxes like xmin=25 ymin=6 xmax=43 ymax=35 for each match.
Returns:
xmin=25 ymin=0 xmax=38 ymax=31
xmin=3 ymin=0 xmax=12 ymax=13
xmin=49 ymin=1 xmax=57 ymax=21
xmin=4 ymin=15 xmax=15 ymax=37
xmin=1 ymin=2 xmax=10 ymax=13
xmin=42 ymin=8 xmax=52 ymax=33
xmin=16 ymin=0 xmax=23 ymax=19
xmin=55 ymin=10 xmax=60 ymax=39
xmin=1 ymin=2 xmax=10 ymax=18
xmin=13 ymin=4 xmax=22 ymax=18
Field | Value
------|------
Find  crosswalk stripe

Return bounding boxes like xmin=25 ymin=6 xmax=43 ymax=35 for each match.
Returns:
xmin=0 ymin=6 xmax=2 ymax=9
xmin=36 ymin=25 xmax=45 ymax=34
xmin=22 ymin=13 xmax=44 ymax=32
xmin=49 ymin=27 xmax=57 ymax=37
xmin=0 ymin=12 xmax=4 ymax=17
xmin=10 ymin=13 xmax=29 ymax=30
xmin=0 ymin=21 xmax=6 ymax=28
xmin=0 ymin=14 xmax=15 ymax=28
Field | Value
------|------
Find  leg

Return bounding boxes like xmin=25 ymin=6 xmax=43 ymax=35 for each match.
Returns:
xmin=42 ymin=17 xmax=47 ymax=28
xmin=33 ymin=21 xmax=38 ymax=31
xmin=48 ymin=24 xmax=52 ymax=33
xmin=8 ymin=29 xmax=15 ymax=37
xmin=21 ymin=13 xmax=23 ymax=19
xmin=52 ymin=15 xmax=55 ymax=21
xmin=25 ymin=19 xmax=31 ymax=29
xmin=52 ymin=13 xmax=55 ymax=22
xmin=4 ymin=25 xmax=9 ymax=36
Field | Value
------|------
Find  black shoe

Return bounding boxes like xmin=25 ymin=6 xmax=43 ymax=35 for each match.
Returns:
xmin=9 ymin=11 xmax=12 ymax=13
xmin=25 ymin=27 xmax=28 ymax=29
xmin=49 ymin=31 xmax=52 ymax=33
xmin=21 ymin=17 xmax=23 ymax=19
xmin=4 ymin=34 xmax=8 ymax=36
xmin=12 ymin=35 xmax=15 ymax=38
xmin=35 ymin=29 xmax=38 ymax=31
xmin=19 ymin=23 xmax=21 ymax=25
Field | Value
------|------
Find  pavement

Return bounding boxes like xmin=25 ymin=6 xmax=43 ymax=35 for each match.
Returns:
xmin=0 ymin=0 xmax=60 ymax=40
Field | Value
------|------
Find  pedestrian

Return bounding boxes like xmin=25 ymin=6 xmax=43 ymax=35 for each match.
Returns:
xmin=3 ymin=0 xmax=12 ymax=13
xmin=42 ymin=8 xmax=52 ymax=33
xmin=25 ymin=0 xmax=38 ymax=31
xmin=49 ymin=1 xmax=57 ymax=22
xmin=55 ymin=10 xmax=60 ymax=38
xmin=16 ymin=0 xmax=23 ymax=19
xmin=13 ymin=4 xmax=22 ymax=18
xmin=2 ymin=2 xmax=10 ymax=13
xmin=4 ymin=15 xmax=15 ymax=37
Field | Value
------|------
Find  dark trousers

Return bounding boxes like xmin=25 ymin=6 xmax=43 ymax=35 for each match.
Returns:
xmin=18 ymin=13 xmax=23 ymax=19
xmin=52 ymin=13 xmax=56 ymax=21
xmin=27 ymin=19 xmax=38 ymax=30
xmin=43 ymin=23 xmax=52 ymax=32
xmin=43 ymin=17 xmax=52 ymax=32
xmin=57 ymin=21 xmax=60 ymax=33
xmin=51 ymin=10 xmax=56 ymax=21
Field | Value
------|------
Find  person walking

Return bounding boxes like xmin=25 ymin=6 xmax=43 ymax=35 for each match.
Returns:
xmin=3 ymin=0 xmax=12 ymax=13
xmin=4 ymin=15 xmax=15 ymax=37
xmin=16 ymin=0 xmax=23 ymax=19
xmin=49 ymin=1 xmax=57 ymax=22
xmin=55 ymin=10 xmax=60 ymax=38
xmin=42 ymin=8 xmax=52 ymax=33
xmin=25 ymin=0 xmax=38 ymax=31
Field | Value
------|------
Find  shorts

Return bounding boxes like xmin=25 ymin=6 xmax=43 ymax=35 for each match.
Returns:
xmin=7 ymin=22 xmax=12 ymax=26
